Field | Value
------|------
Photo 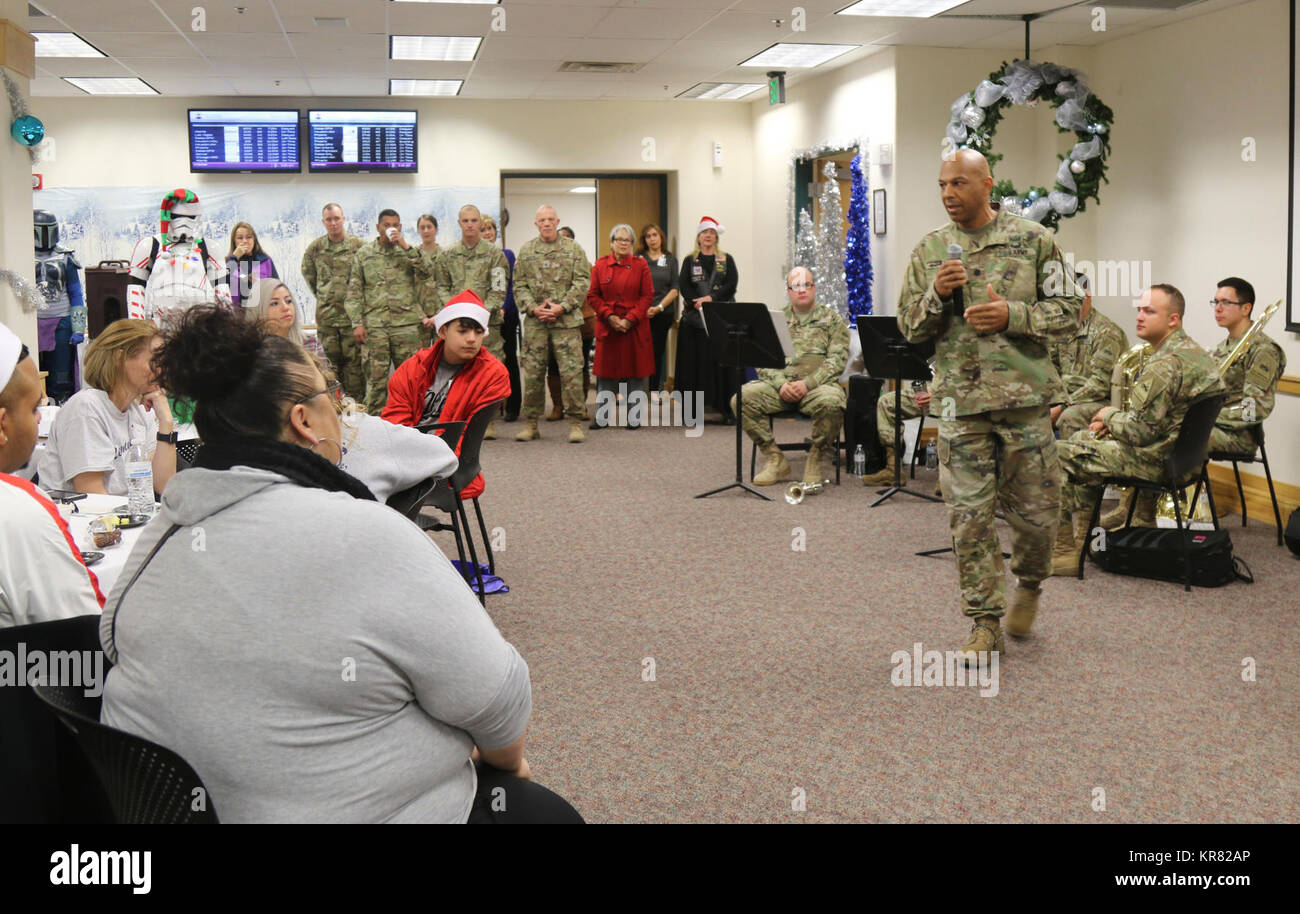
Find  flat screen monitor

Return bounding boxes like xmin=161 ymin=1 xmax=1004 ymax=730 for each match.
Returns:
xmin=188 ymin=109 xmax=301 ymax=173
xmin=308 ymin=109 xmax=418 ymax=173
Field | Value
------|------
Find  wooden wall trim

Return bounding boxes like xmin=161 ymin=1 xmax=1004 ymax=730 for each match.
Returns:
xmin=1277 ymin=375 xmax=1300 ymax=397
xmin=1207 ymin=462 xmax=1300 ymax=525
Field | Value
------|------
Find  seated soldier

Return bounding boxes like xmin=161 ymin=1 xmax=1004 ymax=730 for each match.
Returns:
xmin=1049 ymin=272 xmax=1127 ymax=440
xmin=1050 ymin=284 xmax=1224 ymax=579
xmin=1206 ymin=276 xmax=1286 ymax=453
xmin=860 ymin=372 xmax=937 ymax=494
xmin=382 ymin=290 xmax=510 ymax=501
xmin=731 ymin=267 xmax=849 ymax=486
xmin=0 ymin=323 xmax=105 ymax=627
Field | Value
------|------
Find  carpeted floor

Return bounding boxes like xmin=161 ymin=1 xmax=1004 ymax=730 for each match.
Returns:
xmin=424 ymin=407 xmax=1299 ymax=823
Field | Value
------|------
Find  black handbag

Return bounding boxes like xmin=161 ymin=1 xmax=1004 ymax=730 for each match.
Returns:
xmin=1094 ymin=526 xmax=1253 ymax=587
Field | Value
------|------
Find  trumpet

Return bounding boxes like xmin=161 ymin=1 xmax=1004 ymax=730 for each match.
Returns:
xmin=786 ymin=480 xmax=830 ymax=504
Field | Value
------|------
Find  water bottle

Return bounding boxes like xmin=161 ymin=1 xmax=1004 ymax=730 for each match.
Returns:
xmin=125 ymin=439 xmax=154 ymax=517
xmin=925 ymin=444 xmax=938 ymax=471
xmin=853 ymin=444 xmax=866 ymax=476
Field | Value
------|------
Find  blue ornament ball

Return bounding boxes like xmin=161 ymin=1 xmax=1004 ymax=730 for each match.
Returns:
xmin=1026 ymin=190 xmax=1039 ymax=201
xmin=11 ymin=115 xmax=44 ymax=146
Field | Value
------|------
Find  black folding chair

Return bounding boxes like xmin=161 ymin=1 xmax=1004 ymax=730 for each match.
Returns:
xmin=748 ymin=408 xmax=843 ymax=484
xmin=386 ymin=420 xmax=465 ymax=522
xmin=31 ymin=680 xmax=219 ymax=824
xmin=1078 ymin=394 xmax=1226 ymax=592
xmin=416 ymin=400 xmax=505 ymax=604
xmin=1209 ymin=423 xmax=1284 ymax=546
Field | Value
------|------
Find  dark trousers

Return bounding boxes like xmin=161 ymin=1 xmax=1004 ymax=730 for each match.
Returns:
xmin=648 ymin=311 xmax=673 ymax=391
xmin=467 ymin=764 xmax=584 ymax=824
xmin=502 ymin=310 xmax=521 ymax=417
xmin=40 ymin=315 xmax=75 ymax=403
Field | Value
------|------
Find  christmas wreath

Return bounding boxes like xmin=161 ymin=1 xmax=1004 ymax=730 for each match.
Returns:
xmin=942 ymin=60 xmax=1113 ymax=230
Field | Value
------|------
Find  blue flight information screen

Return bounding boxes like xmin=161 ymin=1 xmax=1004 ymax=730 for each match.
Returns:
xmin=308 ymin=110 xmax=418 ymax=172
xmin=189 ymin=109 xmax=301 ymax=172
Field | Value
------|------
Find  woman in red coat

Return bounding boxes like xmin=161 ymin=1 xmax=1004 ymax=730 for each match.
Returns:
xmin=587 ymin=223 xmax=654 ymax=429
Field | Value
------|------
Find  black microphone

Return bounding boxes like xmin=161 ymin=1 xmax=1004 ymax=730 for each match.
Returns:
xmin=946 ymin=243 xmax=965 ymax=322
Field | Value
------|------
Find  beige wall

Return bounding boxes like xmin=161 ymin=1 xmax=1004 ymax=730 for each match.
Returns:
xmin=1 ymin=0 xmax=34 ymax=342
xmin=32 ymin=95 xmax=756 ymax=300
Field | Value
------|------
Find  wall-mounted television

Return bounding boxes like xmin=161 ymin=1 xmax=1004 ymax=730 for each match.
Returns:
xmin=308 ymin=109 xmax=418 ymax=173
xmin=188 ymin=109 xmax=301 ymax=173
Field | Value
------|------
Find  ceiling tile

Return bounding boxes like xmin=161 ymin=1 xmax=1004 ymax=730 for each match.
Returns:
xmin=586 ymin=7 xmax=720 ymax=40
xmin=228 ymin=77 xmax=314 ymax=95
xmin=129 ymin=76 xmax=234 ymax=96
xmin=29 ymin=57 xmax=131 ymax=77
xmin=79 ymin=32 xmax=203 ymax=58
xmin=30 ymin=77 xmax=87 ymax=96
xmin=305 ymin=77 xmax=390 ymax=96
xmin=207 ymin=58 xmax=305 ymax=77
xmin=154 ymin=0 xmax=282 ymax=33
xmin=274 ymin=0 xmax=388 ymax=33
xmin=190 ymin=33 xmax=296 ymax=58
xmin=36 ymin=0 xmax=177 ymax=33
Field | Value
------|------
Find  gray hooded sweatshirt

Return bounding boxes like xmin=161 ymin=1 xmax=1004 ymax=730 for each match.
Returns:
xmin=99 ymin=464 xmax=530 ymax=823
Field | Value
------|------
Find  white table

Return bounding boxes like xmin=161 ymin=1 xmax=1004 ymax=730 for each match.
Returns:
xmin=61 ymin=493 xmax=151 ymax=597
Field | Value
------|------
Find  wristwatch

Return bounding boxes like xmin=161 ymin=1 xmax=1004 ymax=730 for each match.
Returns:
xmin=157 ymin=430 xmax=179 ymax=444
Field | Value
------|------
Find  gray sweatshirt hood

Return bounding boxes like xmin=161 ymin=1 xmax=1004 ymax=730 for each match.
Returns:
xmin=158 ymin=465 xmax=294 ymax=527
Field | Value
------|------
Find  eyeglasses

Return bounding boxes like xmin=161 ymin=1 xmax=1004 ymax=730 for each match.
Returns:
xmin=612 ymin=237 xmax=633 ymax=244
xmin=1210 ymin=298 xmax=1243 ymax=308
xmin=788 ymin=283 xmax=815 ymax=291
xmin=296 ymin=380 xmax=342 ymax=406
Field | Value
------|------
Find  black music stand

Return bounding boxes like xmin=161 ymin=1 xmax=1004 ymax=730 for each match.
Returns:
xmin=857 ymin=316 xmax=942 ymax=507
xmin=696 ymin=302 xmax=787 ymax=500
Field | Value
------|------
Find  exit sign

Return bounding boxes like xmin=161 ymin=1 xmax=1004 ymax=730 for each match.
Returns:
xmin=767 ymin=71 xmax=785 ymax=105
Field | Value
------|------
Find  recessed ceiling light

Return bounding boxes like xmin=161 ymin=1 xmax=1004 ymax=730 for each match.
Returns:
xmin=676 ymin=82 xmax=765 ymax=100
xmin=32 ymin=31 xmax=105 ymax=57
xmin=741 ymin=43 xmax=858 ymax=68
xmin=63 ymin=77 xmax=158 ymax=95
xmin=390 ymin=35 xmax=481 ymax=61
xmin=569 ymin=186 xmax=597 ymax=194
xmin=390 ymin=79 xmax=462 ymax=96
xmin=837 ymin=0 xmax=967 ymax=17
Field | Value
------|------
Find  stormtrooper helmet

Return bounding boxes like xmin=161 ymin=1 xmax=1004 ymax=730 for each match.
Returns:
xmin=34 ymin=209 xmax=59 ymax=251
xmin=160 ymin=190 xmax=203 ymax=244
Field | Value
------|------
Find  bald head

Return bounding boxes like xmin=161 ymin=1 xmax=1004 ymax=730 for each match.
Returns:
xmin=786 ymin=266 xmax=816 ymax=311
xmin=939 ymin=148 xmax=996 ymax=230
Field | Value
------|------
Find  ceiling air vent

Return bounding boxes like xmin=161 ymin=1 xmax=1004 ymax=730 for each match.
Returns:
xmin=313 ymin=17 xmax=350 ymax=28
xmin=28 ymin=3 xmax=49 ymax=16
xmin=558 ymin=61 xmax=643 ymax=74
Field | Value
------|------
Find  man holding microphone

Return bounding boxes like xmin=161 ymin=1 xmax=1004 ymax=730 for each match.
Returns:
xmin=897 ymin=149 xmax=1082 ymax=663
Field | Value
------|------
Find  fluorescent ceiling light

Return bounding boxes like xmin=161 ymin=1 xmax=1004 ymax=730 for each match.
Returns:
xmin=837 ymin=0 xmax=967 ymax=16
xmin=390 ymin=79 xmax=462 ymax=96
xmin=741 ymin=43 xmax=858 ymax=68
xmin=32 ymin=31 xmax=105 ymax=57
xmin=677 ymin=82 xmax=765 ymax=100
xmin=390 ymin=35 xmax=481 ymax=61
xmin=63 ymin=77 xmax=158 ymax=95
xmin=569 ymin=186 xmax=597 ymax=194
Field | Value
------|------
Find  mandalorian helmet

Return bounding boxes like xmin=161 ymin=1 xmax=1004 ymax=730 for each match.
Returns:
xmin=34 ymin=209 xmax=59 ymax=251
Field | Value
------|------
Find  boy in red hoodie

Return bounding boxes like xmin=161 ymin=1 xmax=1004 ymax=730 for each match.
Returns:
xmin=382 ymin=290 xmax=509 ymax=500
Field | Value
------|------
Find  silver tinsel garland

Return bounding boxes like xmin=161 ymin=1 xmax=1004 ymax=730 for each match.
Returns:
xmin=785 ymin=136 xmax=868 ymax=275
xmin=3 ymin=71 xmax=41 ymax=165
xmin=816 ymin=161 xmax=848 ymax=321
xmin=1 ymin=268 xmax=46 ymax=313
xmin=793 ymin=208 xmax=818 ymax=272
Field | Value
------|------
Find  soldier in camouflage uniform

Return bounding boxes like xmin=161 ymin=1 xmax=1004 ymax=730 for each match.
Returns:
xmin=1055 ymin=284 xmax=1225 ymax=572
xmin=1206 ymin=276 xmax=1286 ymax=453
xmin=898 ymin=149 xmax=1083 ymax=661
xmin=434 ymin=205 xmax=511 ymax=438
xmin=513 ymin=205 xmax=592 ymax=444
xmin=860 ymin=375 xmax=936 ymax=492
xmin=344 ymin=209 xmax=437 ymax=414
xmin=1049 ymin=272 xmax=1127 ymax=440
xmin=732 ymin=267 xmax=848 ymax=486
xmin=301 ymin=203 xmax=365 ymax=401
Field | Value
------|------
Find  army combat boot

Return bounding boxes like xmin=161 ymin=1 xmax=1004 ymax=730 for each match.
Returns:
xmin=483 ymin=420 xmax=497 ymax=441
xmin=753 ymin=444 xmax=791 ymax=486
xmin=803 ymin=446 xmax=825 ymax=485
xmin=546 ymin=375 xmax=563 ymax=421
xmin=1050 ymin=520 xmax=1078 ymax=576
xmin=958 ymin=614 xmax=1004 ymax=666
xmin=515 ymin=420 xmax=540 ymax=441
xmin=1005 ymin=583 xmax=1041 ymax=637
xmin=860 ymin=447 xmax=895 ymax=486
xmin=568 ymin=419 xmax=585 ymax=443
xmin=1100 ymin=489 xmax=1135 ymax=530
xmin=1131 ymin=491 xmax=1157 ymax=527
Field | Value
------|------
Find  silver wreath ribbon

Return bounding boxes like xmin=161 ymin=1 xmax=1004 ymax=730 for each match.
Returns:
xmin=960 ymin=105 xmax=985 ymax=129
xmin=1049 ymin=191 xmax=1078 ymax=215
xmin=974 ymin=79 xmax=1005 ymax=107
xmin=1023 ymin=198 xmax=1053 ymax=223
xmin=946 ymin=121 xmax=968 ymax=144
xmin=1070 ymin=136 xmax=1103 ymax=161
xmin=0 ymin=268 xmax=46 ymax=313
xmin=1055 ymin=158 xmax=1077 ymax=192
xmin=1000 ymin=61 xmax=1044 ymax=106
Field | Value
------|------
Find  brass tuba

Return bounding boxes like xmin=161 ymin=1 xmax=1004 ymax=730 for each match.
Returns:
xmin=1218 ymin=298 xmax=1283 ymax=374
xmin=1110 ymin=342 xmax=1152 ymax=411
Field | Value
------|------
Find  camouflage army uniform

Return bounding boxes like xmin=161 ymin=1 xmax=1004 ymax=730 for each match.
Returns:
xmin=1207 ymin=329 xmax=1286 ymax=453
xmin=344 ymin=238 xmax=437 ymax=414
xmin=434 ymin=240 xmax=510 ymax=362
xmin=1058 ymin=327 xmax=1225 ymax=515
xmin=301 ymin=233 xmax=365 ymax=400
xmin=898 ymin=209 xmax=1083 ymax=619
xmin=876 ymin=385 xmax=927 ymax=450
xmin=514 ymin=236 xmax=592 ymax=420
xmin=732 ymin=302 xmax=849 ymax=449
xmin=1049 ymin=307 xmax=1127 ymax=440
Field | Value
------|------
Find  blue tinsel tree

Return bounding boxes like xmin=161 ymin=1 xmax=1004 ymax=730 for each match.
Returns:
xmin=844 ymin=153 xmax=873 ymax=325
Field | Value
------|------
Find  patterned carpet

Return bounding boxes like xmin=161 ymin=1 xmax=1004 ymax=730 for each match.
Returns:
xmin=425 ymin=409 xmax=1299 ymax=823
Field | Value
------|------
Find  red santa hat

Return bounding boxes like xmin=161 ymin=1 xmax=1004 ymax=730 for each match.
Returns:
xmin=434 ymin=289 xmax=490 ymax=336
xmin=695 ymin=216 xmax=724 ymax=237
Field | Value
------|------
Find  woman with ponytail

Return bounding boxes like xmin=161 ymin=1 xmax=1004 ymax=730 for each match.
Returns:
xmin=99 ymin=306 xmax=578 ymax=823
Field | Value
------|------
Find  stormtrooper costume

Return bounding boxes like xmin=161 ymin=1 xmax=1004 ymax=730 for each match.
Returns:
xmin=127 ymin=188 xmax=231 ymax=326
xmin=34 ymin=209 xmax=86 ymax=403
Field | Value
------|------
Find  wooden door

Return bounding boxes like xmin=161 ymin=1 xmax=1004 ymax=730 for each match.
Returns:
xmin=596 ymin=177 xmax=664 ymax=258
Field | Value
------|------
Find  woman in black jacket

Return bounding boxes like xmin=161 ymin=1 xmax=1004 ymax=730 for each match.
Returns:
xmin=674 ymin=217 xmax=737 ymax=423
